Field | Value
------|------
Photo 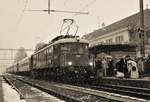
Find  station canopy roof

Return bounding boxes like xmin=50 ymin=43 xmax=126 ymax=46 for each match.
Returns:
xmin=89 ymin=44 xmax=137 ymax=54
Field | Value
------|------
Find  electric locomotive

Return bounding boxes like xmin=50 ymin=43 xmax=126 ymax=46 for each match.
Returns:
xmin=30 ymin=35 xmax=95 ymax=82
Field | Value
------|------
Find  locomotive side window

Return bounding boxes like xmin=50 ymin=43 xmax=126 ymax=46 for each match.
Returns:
xmin=47 ymin=46 xmax=53 ymax=65
xmin=40 ymin=51 xmax=45 ymax=67
xmin=33 ymin=55 xmax=37 ymax=67
xmin=49 ymin=46 xmax=53 ymax=53
xmin=44 ymin=50 xmax=47 ymax=66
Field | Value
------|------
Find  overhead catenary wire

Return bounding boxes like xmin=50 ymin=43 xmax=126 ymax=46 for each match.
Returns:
xmin=59 ymin=0 xmax=97 ymax=35
xmin=12 ymin=0 xmax=29 ymax=39
xmin=25 ymin=9 xmax=89 ymax=15
xmin=17 ymin=0 xmax=29 ymax=25
xmin=71 ymin=0 xmax=97 ymax=18
xmin=33 ymin=0 xmax=96 ymax=43
xmin=52 ymin=0 xmax=97 ymax=36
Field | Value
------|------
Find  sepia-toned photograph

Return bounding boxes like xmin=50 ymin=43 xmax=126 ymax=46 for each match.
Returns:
xmin=0 ymin=0 xmax=150 ymax=102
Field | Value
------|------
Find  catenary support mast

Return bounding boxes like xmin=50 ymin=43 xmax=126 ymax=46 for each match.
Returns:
xmin=139 ymin=0 xmax=145 ymax=56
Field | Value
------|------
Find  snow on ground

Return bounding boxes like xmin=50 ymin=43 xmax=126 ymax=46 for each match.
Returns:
xmin=2 ymin=81 xmax=26 ymax=102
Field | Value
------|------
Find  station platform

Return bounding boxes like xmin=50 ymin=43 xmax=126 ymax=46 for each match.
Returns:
xmin=98 ymin=77 xmax=150 ymax=88
xmin=0 ymin=75 xmax=4 ymax=102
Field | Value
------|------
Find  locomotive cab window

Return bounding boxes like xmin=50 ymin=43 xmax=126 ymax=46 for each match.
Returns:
xmin=61 ymin=43 xmax=88 ymax=54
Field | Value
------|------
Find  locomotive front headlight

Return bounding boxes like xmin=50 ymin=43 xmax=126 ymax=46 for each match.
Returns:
xmin=74 ymin=70 xmax=78 ymax=73
xmin=89 ymin=62 xmax=93 ymax=66
xmin=68 ymin=61 xmax=72 ymax=66
xmin=76 ymin=37 xmax=80 ymax=42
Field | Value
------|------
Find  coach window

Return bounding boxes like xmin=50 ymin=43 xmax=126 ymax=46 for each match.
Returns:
xmin=37 ymin=53 xmax=39 ymax=61
xmin=49 ymin=46 xmax=53 ymax=53
xmin=39 ymin=53 xmax=41 ymax=61
xmin=47 ymin=49 xmax=49 ymax=55
xmin=40 ymin=51 xmax=43 ymax=61
xmin=41 ymin=52 xmax=44 ymax=61
xmin=44 ymin=50 xmax=46 ymax=60
xmin=35 ymin=55 xmax=37 ymax=62
xmin=44 ymin=50 xmax=47 ymax=55
xmin=33 ymin=56 xmax=36 ymax=66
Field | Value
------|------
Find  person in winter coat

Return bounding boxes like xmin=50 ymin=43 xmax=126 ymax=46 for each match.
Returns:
xmin=116 ymin=56 xmax=130 ymax=78
xmin=101 ymin=57 xmax=108 ymax=77
xmin=127 ymin=58 xmax=139 ymax=78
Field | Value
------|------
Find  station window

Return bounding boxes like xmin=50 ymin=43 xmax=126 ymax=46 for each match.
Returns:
xmin=115 ymin=35 xmax=124 ymax=43
xmin=98 ymin=41 xmax=104 ymax=44
xmin=106 ymin=38 xmax=113 ymax=44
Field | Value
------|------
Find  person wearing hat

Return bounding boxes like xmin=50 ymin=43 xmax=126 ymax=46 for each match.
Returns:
xmin=101 ymin=57 xmax=108 ymax=77
xmin=116 ymin=55 xmax=130 ymax=78
xmin=95 ymin=58 xmax=103 ymax=78
xmin=145 ymin=55 xmax=150 ymax=75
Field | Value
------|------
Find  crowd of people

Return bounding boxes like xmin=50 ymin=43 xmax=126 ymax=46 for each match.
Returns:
xmin=95 ymin=55 xmax=150 ymax=79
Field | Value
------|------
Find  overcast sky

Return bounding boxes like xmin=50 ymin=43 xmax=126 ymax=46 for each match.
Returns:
xmin=0 ymin=0 xmax=150 ymax=50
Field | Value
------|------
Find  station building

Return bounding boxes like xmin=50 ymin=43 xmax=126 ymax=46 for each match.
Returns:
xmin=83 ymin=9 xmax=150 ymax=58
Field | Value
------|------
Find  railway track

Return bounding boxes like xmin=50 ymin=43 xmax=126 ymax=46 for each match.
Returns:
xmin=3 ymin=76 xmax=26 ymax=100
xmin=4 ymin=75 xmax=118 ymax=102
xmin=91 ymin=84 xmax=150 ymax=100
xmin=82 ymin=83 xmax=150 ymax=100
xmin=7 ymin=74 xmax=149 ymax=102
xmin=3 ymin=75 xmax=64 ymax=102
xmin=48 ymin=82 xmax=150 ymax=101
xmin=16 ymin=77 xmax=119 ymax=102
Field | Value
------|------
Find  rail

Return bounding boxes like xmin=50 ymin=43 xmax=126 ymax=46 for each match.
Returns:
xmin=83 ymin=84 xmax=150 ymax=100
xmin=15 ymin=76 xmax=147 ymax=102
xmin=17 ymin=78 xmax=82 ymax=102
xmin=3 ymin=76 xmax=28 ymax=101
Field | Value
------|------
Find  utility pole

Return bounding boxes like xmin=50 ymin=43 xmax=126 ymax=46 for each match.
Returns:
xmin=48 ymin=0 xmax=50 ymax=15
xmin=139 ymin=0 xmax=145 ymax=57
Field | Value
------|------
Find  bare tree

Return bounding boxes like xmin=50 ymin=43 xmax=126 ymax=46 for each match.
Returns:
xmin=14 ymin=47 xmax=27 ymax=63
xmin=35 ymin=42 xmax=47 ymax=51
